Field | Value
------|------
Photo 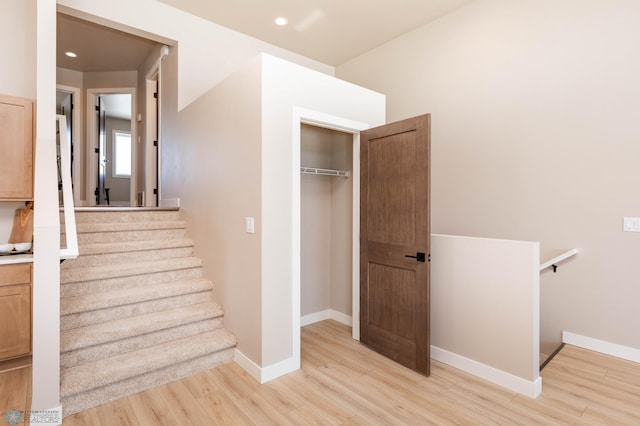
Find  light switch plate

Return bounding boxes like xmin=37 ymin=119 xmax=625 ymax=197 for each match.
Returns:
xmin=245 ymin=217 xmax=255 ymax=234
xmin=623 ymin=217 xmax=640 ymax=232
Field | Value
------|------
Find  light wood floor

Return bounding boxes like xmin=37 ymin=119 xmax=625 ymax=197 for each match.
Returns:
xmin=4 ymin=320 xmax=640 ymax=425
xmin=0 ymin=363 xmax=31 ymax=426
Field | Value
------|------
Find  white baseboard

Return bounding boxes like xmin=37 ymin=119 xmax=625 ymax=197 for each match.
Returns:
xmin=27 ymin=405 xmax=62 ymax=425
xmin=233 ymin=349 xmax=262 ymax=383
xmin=234 ymin=349 xmax=299 ymax=384
xmin=562 ymin=331 xmax=640 ymax=363
xmin=431 ymin=346 xmax=542 ymax=398
xmin=301 ymin=309 xmax=352 ymax=327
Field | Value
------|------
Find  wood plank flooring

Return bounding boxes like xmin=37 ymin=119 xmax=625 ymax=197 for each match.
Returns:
xmin=4 ymin=320 xmax=640 ymax=424
xmin=0 ymin=364 xmax=31 ymax=426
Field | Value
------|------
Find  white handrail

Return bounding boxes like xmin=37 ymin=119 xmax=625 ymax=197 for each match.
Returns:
xmin=57 ymin=115 xmax=78 ymax=259
xmin=539 ymin=248 xmax=578 ymax=272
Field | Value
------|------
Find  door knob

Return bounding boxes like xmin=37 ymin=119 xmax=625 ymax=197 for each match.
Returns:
xmin=405 ymin=252 xmax=426 ymax=262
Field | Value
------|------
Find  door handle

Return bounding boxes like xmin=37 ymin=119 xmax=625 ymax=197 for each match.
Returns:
xmin=405 ymin=252 xmax=426 ymax=262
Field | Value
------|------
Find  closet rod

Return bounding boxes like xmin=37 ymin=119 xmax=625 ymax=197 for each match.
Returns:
xmin=300 ymin=167 xmax=350 ymax=177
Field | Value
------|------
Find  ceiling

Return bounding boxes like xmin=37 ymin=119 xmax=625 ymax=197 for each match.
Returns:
xmin=157 ymin=0 xmax=473 ymax=66
xmin=57 ymin=13 xmax=159 ymax=72
xmin=57 ymin=1 xmax=473 ymax=73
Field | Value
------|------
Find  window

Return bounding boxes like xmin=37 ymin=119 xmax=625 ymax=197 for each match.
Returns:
xmin=113 ymin=130 xmax=131 ymax=178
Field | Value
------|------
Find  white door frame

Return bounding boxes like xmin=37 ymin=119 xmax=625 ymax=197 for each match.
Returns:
xmin=292 ymin=107 xmax=370 ymax=366
xmin=56 ymin=84 xmax=82 ymax=206
xmin=86 ymin=87 xmax=137 ymax=206
xmin=144 ymin=45 xmax=169 ymax=207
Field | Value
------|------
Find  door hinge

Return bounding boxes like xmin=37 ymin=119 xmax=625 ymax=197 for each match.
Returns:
xmin=153 ymin=140 xmax=158 ymax=147
xmin=153 ymin=188 xmax=158 ymax=195
xmin=94 ymin=148 xmax=99 ymax=153
xmin=428 ymin=254 xmax=431 ymax=262
xmin=153 ymin=92 xmax=158 ymax=99
xmin=95 ymin=105 xmax=100 ymax=111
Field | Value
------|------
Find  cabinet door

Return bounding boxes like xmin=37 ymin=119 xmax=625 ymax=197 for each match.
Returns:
xmin=0 ymin=95 xmax=34 ymax=200
xmin=0 ymin=285 xmax=31 ymax=360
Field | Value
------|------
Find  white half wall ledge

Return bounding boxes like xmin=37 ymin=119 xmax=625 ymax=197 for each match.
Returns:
xmin=301 ymin=309 xmax=353 ymax=327
xmin=431 ymin=346 xmax=542 ymax=399
xmin=562 ymin=332 xmax=640 ymax=364
xmin=234 ymin=349 xmax=299 ymax=384
xmin=160 ymin=197 xmax=180 ymax=208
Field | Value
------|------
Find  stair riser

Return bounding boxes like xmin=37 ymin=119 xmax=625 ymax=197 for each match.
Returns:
xmin=76 ymin=228 xmax=186 ymax=245
xmin=61 ymin=318 xmax=223 ymax=369
xmin=61 ymin=292 xmax=212 ymax=330
xmin=62 ymin=348 xmax=234 ymax=417
xmin=61 ymin=268 xmax=203 ymax=297
xmin=71 ymin=211 xmax=181 ymax=224
xmin=61 ymin=258 xmax=202 ymax=284
xmin=62 ymin=280 xmax=213 ymax=315
xmin=61 ymin=246 xmax=195 ymax=269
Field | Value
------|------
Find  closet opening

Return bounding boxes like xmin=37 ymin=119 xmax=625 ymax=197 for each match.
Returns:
xmin=292 ymin=108 xmax=370 ymax=371
xmin=300 ymin=124 xmax=354 ymax=331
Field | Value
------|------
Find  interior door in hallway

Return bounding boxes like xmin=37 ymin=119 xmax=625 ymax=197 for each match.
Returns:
xmin=360 ymin=114 xmax=430 ymax=375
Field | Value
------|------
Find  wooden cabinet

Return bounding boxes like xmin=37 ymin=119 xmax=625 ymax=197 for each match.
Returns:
xmin=0 ymin=264 xmax=31 ymax=361
xmin=0 ymin=95 xmax=34 ymax=200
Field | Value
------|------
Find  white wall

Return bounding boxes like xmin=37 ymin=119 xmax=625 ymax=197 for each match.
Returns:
xmin=337 ymin=0 xmax=640 ymax=352
xmin=0 ymin=0 xmax=37 ymax=243
xmin=0 ymin=0 xmax=36 ymax=99
xmin=261 ymin=54 xmax=385 ymax=367
xmin=164 ymin=55 xmax=264 ymax=364
xmin=35 ymin=0 xmax=62 ymax=418
xmin=1 ymin=0 xmax=60 ymax=418
xmin=165 ymin=53 xmax=384 ymax=373
xmin=57 ymin=0 xmax=334 ymax=112
xmin=431 ymin=234 xmax=540 ymax=397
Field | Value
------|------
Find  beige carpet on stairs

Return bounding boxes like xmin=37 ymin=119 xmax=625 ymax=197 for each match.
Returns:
xmin=59 ymin=208 xmax=237 ymax=417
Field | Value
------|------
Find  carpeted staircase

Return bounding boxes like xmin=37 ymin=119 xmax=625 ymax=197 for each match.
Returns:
xmin=59 ymin=208 xmax=236 ymax=416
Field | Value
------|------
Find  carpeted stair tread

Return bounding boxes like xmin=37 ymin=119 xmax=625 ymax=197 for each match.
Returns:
xmin=62 ymin=348 xmax=234 ymax=417
xmin=61 ymin=278 xmax=213 ymax=315
xmin=61 ymin=329 xmax=237 ymax=398
xmin=61 ymin=318 xmax=223 ymax=369
xmin=77 ymin=238 xmax=194 ymax=256
xmin=61 ymin=257 xmax=203 ymax=284
xmin=71 ymin=209 xmax=180 ymax=224
xmin=61 ymin=302 xmax=223 ymax=352
xmin=60 ymin=268 xmax=204 ymax=298
xmin=68 ymin=220 xmax=187 ymax=235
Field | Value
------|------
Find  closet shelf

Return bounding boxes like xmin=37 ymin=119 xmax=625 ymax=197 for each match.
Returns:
xmin=300 ymin=167 xmax=350 ymax=178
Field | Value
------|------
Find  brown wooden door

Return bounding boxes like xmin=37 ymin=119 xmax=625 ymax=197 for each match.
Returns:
xmin=360 ymin=114 xmax=430 ymax=375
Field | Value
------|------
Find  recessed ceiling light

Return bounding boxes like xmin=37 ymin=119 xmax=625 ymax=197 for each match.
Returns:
xmin=65 ymin=51 xmax=77 ymax=58
xmin=275 ymin=17 xmax=288 ymax=26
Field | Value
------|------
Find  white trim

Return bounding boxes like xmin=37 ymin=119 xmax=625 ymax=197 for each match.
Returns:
xmin=562 ymin=331 xmax=640 ymax=363
xmin=233 ymin=349 xmax=262 ymax=382
xmin=431 ymin=346 xmax=542 ymax=398
xmin=28 ymin=405 xmax=62 ymax=426
xmin=301 ymin=309 xmax=353 ymax=327
xmin=329 ymin=309 xmax=353 ymax=327
xmin=261 ymin=356 xmax=299 ymax=383
xmin=301 ymin=310 xmax=330 ymax=327
xmin=160 ymin=197 xmax=180 ymax=208
xmin=86 ymin=88 xmax=136 ymax=206
xmin=234 ymin=349 xmax=299 ymax=384
xmin=292 ymin=107 xmax=370 ymax=376
xmin=56 ymin=84 xmax=82 ymax=206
